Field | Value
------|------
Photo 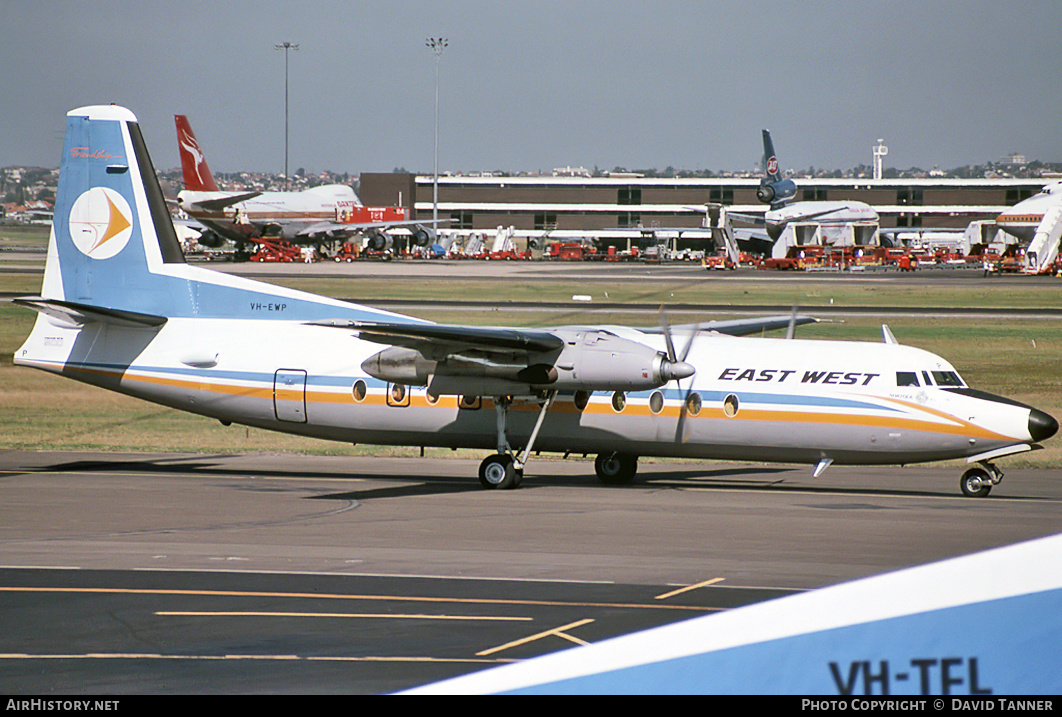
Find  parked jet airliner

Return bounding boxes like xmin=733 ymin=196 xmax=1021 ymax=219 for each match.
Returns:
xmin=732 ymin=130 xmax=879 ymax=241
xmin=14 ymin=106 xmax=1058 ymax=497
xmin=995 ymin=180 xmax=1062 ymax=243
xmin=175 ymin=115 xmax=437 ymax=249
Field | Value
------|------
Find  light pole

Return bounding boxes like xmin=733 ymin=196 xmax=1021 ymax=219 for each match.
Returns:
xmin=426 ymin=37 xmax=448 ymax=231
xmin=275 ymin=42 xmax=299 ymax=181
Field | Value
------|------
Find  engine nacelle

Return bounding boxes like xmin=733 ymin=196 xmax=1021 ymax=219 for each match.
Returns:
xmin=756 ymin=178 xmax=797 ymax=206
xmin=362 ymin=347 xmax=435 ymax=385
xmin=547 ymin=329 xmax=693 ymax=391
xmin=195 ymin=230 xmax=226 ymax=249
xmin=360 ymin=330 xmax=694 ymax=396
xmin=410 ymin=224 xmax=434 ymax=247
xmin=364 ymin=231 xmax=392 ymax=252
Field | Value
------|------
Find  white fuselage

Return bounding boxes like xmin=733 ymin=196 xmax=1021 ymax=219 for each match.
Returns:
xmin=15 ymin=311 xmax=1041 ymax=469
xmin=178 ymin=185 xmax=360 ymax=226
xmin=995 ymin=181 xmax=1062 ymax=242
xmin=766 ymin=201 xmax=879 ymax=232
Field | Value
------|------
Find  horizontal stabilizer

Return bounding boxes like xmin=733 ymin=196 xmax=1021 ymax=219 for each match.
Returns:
xmin=15 ymin=297 xmax=167 ymax=328
xmin=309 ymin=320 xmax=565 ymax=354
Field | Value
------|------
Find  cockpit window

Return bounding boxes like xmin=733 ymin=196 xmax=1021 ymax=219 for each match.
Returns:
xmin=896 ymin=372 xmax=919 ymax=387
xmin=931 ymin=371 xmax=965 ymax=387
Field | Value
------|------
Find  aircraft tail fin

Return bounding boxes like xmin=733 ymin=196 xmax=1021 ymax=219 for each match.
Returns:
xmin=175 ymin=114 xmax=219 ymax=191
xmin=756 ymin=129 xmax=797 ymax=209
xmin=32 ymin=106 xmax=190 ymax=318
xmin=20 ymin=105 xmax=409 ymax=330
xmin=761 ymin=128 xmax=781 ymax=181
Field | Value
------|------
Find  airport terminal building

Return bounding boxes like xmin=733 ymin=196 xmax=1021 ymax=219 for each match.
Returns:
xmin=361 ymin=172 xmax=1046 ymax=236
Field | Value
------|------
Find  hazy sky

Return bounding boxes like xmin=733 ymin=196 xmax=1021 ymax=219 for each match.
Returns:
xmin=3 ymin=0 xmax=1059 ymax=176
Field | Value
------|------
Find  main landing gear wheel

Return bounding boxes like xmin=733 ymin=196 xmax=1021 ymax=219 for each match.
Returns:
xmin=595 ymin=452 xmax=638 ymax=485
xmin=479 ymin=454 xmax=522 ymax=490
xmin=959 ymin=466 xmax=992 ymax=498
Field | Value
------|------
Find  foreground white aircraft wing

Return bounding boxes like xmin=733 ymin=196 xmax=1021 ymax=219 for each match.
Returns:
xmin=405 ymin=533 xmax=1062 ymax=694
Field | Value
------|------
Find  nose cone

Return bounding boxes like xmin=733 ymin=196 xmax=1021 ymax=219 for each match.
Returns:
xmin=662 ymin=360 xmax=695 ymax=382
xmin=1029 ymin=408 xmax=1059 ymax=442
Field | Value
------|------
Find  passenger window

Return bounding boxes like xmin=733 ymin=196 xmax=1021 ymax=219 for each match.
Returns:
xmin=896 ymin=372 xmax=919 ymax=387
xmin=387 ymin=383 xmax=409 ymax=407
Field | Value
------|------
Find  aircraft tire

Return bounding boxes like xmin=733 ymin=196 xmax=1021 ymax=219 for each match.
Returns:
xmin=959 ymin=466 xmax=992 ymax=498
xmin=479 ymin=454 xmax=521 ymax=490
xmin=595 ymin=452 xmax=638 ymax=485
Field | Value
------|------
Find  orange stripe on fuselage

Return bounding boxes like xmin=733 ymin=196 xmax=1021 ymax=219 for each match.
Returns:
xmin=30 ymin=361 xmax=1016 ymax=442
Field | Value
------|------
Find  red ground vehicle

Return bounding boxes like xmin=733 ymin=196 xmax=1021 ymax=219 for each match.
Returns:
xmin=545 ymin=242 xmax=596 ymax=260
xmin=249 ymin=238 xmax=302 ymax=262
xmin=702 ymin=253 xmax=736 ymax=270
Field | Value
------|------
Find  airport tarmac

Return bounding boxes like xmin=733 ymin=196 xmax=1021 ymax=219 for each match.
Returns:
xmin=5 ymin=247 xmax=1061 ymax=288
xmin=0 ymin=450 xmax=1059 ymax=693
xmin=213 ymin=254 xmax=1047 ymax=284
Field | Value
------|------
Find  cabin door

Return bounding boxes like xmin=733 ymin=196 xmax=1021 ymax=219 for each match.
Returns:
xmin=274 ymin=369 xmax=308 ymax=423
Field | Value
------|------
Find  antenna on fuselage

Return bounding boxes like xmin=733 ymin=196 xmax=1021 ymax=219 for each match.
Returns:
xmin=882 ymin=324 xmax=898 ymax=344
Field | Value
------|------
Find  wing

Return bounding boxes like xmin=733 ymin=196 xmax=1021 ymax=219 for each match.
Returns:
xmin=309 ymin=314 xmax=811 ymax=398
xmin=726 ymin=211 xmax=767 ymax=226
xmin=776 ymin=206 xmax=849 ymax=223
xmin=309 ymin=319 xmax=698 ymax=395
xmin=190 ymin=191 xmax=263 ymax=212
xmin=295 ymin=218 xmax=451 ymax=237
xmin=642 ymin=315 xmax=818 ymax=337
xmin=308 ymin=320 xmax=564 ymax=355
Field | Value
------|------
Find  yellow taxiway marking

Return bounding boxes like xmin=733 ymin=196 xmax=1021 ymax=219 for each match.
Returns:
xmin=655 ymin=577 xmax=725 ymax=601
xmin=157 ymin=611 xmax=530 ymax=622
xmin=0 ymin=586 xmax=717 ymax=613
xmin=0 ymin=652 xmax=510 ymax=665
xmin=476 ymin=618 xmax=595 ymax=657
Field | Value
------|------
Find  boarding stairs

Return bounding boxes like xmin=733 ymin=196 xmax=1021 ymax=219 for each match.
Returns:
xmin=1022 ymin=207 xmax=1062 ymax=274
xmin=710 ymin=207 xmax=740 ymax=265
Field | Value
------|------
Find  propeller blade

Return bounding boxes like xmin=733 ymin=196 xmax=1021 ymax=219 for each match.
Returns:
xmin=679 ymin=321 xmax=699 ymax=362
xmin=785 ymin=304 xmax=799 ymax=340
xmin=675 ymin=323 xmax=699 ymax=443
xmin=658 ymin=306 xmax=678 ymax=362
xmin=660 ymin=306 xmax=700 ymax=444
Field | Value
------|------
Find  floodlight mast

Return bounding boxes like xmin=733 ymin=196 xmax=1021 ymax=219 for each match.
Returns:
xmin=427 ymin=37 xmax=448 ymax=231
xmin=275 ymin=42 xmax=299 ymax=180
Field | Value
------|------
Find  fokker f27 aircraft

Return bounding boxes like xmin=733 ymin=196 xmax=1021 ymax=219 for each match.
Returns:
xmin=15 ymin=106 xmax=1058 ymax=496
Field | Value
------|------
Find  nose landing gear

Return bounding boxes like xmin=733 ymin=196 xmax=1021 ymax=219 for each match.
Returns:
xmin=960 ymin=462 xmax=1003 ymax=498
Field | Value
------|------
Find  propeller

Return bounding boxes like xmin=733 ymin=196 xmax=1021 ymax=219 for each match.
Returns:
xmin=658 ymin=307 xmax=699 ymax=443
